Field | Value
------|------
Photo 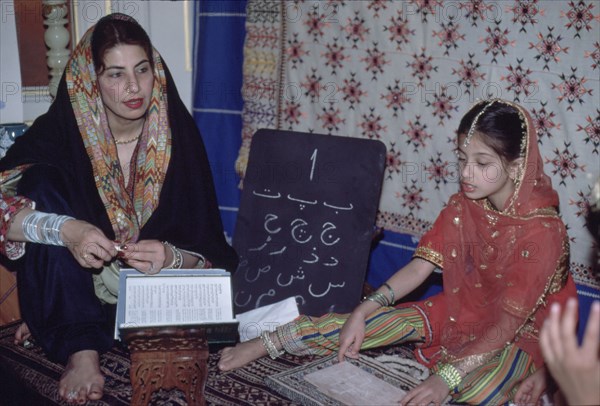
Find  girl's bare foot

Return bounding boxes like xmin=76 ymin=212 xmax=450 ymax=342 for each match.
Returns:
xmin=14 ymin=322 xmax=31 ymax=345
xmin=217 ymin=338 xmax=270 ymax=371
xmin=58 ymin=350 xmax=105 ymax=404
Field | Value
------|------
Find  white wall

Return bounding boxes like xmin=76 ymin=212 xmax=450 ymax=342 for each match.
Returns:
xmin=0 ymin=0 xmax=23 ymax=124
xmin=15 ymin=0 xmax=193 ymax=123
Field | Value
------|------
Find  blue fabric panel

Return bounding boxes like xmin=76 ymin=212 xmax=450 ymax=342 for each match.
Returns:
xmin=192 ymin=0 xmax=247 ymax=239
xmin=366 ymin=230 xmax=443 ymax=301
xmin=576 ymin=284 xmax=600 ymax=343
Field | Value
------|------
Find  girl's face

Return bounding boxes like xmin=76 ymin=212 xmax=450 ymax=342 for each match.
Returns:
xmin=457 ymin=132 xmax=519 ymax=210
xmin=97 ymin=44 xmax=154 ymax=126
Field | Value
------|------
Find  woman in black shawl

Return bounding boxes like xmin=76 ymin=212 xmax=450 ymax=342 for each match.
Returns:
xmin=0 ymin=13 xmax=238 ymax=404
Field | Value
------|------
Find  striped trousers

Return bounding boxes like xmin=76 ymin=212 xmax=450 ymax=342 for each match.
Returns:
xmin=275 ymin=306 xmax=535 ymax=405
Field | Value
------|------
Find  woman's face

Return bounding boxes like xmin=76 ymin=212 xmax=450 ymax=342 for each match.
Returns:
xmin=457 ymin=132 xmax=518 ymax=210
xmin=97 ymin=44 xmax=154 ymax=125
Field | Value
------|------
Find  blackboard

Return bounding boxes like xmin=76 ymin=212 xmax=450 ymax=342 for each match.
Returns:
xmin=232 ymin=129 xmax=386 ymax=316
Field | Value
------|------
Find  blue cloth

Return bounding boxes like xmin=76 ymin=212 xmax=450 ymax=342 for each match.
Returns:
xmin=367 ymin=230 xmax=442 ymax=300
xmin=192 ymin=0 xmax=247 ymax=241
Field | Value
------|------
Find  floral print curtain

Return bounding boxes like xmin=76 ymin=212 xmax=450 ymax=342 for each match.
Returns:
xmin=237 ymin=0 xmax=600 ymax=318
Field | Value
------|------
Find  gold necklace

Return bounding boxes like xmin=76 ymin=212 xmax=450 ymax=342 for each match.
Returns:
xmin=114 ymin=133 xmax=140 ymax=145
xmin=114 ymin=126 xmax=143 ymax=145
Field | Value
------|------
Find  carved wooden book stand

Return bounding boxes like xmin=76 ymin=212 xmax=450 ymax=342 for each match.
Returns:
xmin=124 ymin=327 xmax=209 ymax=406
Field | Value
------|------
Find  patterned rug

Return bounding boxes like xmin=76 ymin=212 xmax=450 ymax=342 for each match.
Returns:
xmin=0 ymin=320 xmax=420 ymax=405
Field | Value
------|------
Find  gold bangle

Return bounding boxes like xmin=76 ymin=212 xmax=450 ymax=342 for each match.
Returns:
xmin=436 ymin=363 xmax=462 ymax=390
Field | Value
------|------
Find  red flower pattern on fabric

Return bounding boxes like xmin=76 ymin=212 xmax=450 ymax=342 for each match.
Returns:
xmin=531 ymin=102 xmax=562 ymax=143
xmin=359 ymin=108 xmax=387 ymax=139
xmin=452 ymin=53 xmax=486 ymax=96
xmin=501 ymin=59 xmax=537 ymax=102
xmin=402 ymin=115 xmax=432 ymax=152
xmin=317 ymin=105 xmax=345 ymax=134
xmin=367 ymin=0 xmax=389 ymax=19
xmin=343 ymin=11 xmax=369 ymax=48
xmin=458 ymin=0 xmax=495 ymax=27
xmin=322 ymin=41 xmax=348 ymax=75
xmin=300 ymin=68 xmax=323 ymax=103
xmin=360 ymin=43 xmax=389 ymax=81
xmin=383 ymin=10 xmax=415 ymax=51
xmin=551 ymin=67 xmax=593 ymax=111
xmin=433 ymin=19 xmax=466 ymax=56
xmin=528 ymin=26 xmax=569 ymax=71
xmin=381 ymin=79 xmax=411 ymax=117
xmin=510 ymin=0 xmax=544 ymax=33
xmin=385 ymin=143 xmax=404 ymax=180
xmin=341 ymin=73 xmax=367 ymax=110
xmin=426 ymin=87 xmax=459 ymax=126
xmin=561 ymin=0 xmax=598 ymax=38
xmin=584 ymin=41 xmax=600 ymax=70
xmin=546 ymin=142 xmax=586 ymax=186
xmin=577 ymin=110 xmax=600 ymax=154
xmin=480 ymin=23 xmax=515 ymax=64
xmin=569 ymin=190 xmax=593 ymax=219
xmin=426 ymin=152 xmax=455 ymax=190
xmin=397 ymin=180 xmax=428 ymax=211
xmin=406 ymin=49 xmax=438 ymax=85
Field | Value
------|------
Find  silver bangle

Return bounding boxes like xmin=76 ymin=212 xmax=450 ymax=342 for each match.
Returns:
xmin=260 ymin=330 xmax=284 ymax=359
xmin=382 ymin=282 xmax=395 ymax=305
xmin=22 ymin=211 xmax=74 ymax=246
xmin=364 ymin=291 xmax=389 ymax=307
xmin=162 ymin=241 xmax=183 ymax=269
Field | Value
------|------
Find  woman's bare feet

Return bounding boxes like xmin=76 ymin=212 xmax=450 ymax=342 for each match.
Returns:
xmin=58 ymin=350 xmax=105 ymax=404
xmin=217 ymin=337 xmax=270 ymax=371
xmin=14 ymin=322 xmax=31 ymax=346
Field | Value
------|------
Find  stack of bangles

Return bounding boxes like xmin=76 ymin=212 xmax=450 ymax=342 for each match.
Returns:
xmin=260 ymin=330 xmax=284 ymax=359
xmin=435 ymin=363 xmax=463 ymax=390
xmin=162 ymin=241 xmax=184 ymax=269
xmin=22 ymin=211 xmax=75 ymax=246
xmin=363 ymin=282 xmax=395 ymax=307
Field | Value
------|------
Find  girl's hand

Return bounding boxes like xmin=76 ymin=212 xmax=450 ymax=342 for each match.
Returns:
xmin=119 ymin=239 xmax=167 ymax=275
xmin=61 ymin=219 xmax=118 ymax=268
xmin=337 ymin=309 xmax=367 ymax=362
xmin=398 ymin=375 xmax=450 ymax=406
xmin=513 ymin=366 xmax=546 ymax=406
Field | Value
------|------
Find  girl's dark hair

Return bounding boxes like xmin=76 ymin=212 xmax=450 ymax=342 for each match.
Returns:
xmin=457 ymin=101 xmax=524 ymax=163
xmin=91 ymin=13 xmax=153 ymax=74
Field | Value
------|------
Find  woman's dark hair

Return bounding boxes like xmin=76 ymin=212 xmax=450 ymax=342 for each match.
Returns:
xmin=457 ymin=101 xmax=525 ymax=163
xmin=91 ymin=13 xmax=153 ymax=74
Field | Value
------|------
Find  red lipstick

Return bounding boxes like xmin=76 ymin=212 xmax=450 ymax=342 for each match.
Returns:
xmin=124 ymin=98 xmax=143 ymax=109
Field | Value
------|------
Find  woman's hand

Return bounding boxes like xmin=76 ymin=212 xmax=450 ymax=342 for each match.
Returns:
xmin=119 ymin=239 xmax=167 ymax=275
xmin=61 ymin=219 xmax=118 ymax=268
xmin=398 ymin=374 xmax=450 ymax=406
xmin=337 ymin=308 xmax=368 ymax=362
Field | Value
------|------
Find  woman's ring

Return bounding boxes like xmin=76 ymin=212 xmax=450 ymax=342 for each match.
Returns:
xmin=66 ymin=390 xmax=78 ymax=401
xmin=82 ymin=253 xmax=89 ymax=260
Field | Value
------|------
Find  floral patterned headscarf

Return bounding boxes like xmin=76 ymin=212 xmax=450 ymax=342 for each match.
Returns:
xmin=66 ymin=13 xmax=171 ymax=245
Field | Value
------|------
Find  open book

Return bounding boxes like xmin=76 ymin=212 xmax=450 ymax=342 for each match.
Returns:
xmin=114 ymin=268 xmax=238 ymax=343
